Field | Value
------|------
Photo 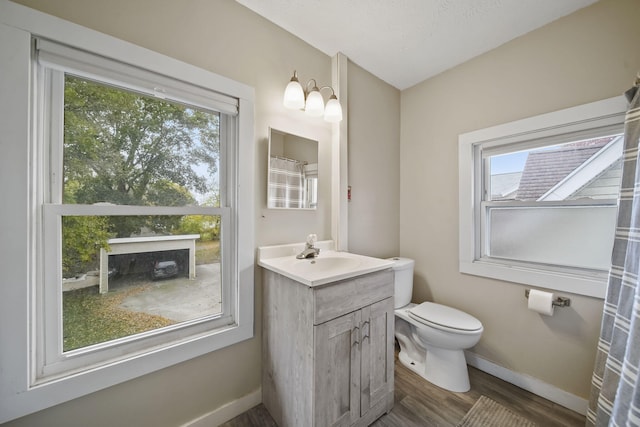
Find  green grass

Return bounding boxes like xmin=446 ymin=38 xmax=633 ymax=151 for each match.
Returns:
xmin=196 ymin=239 xmax=220 ymax=264
xmin=63 ymin=285 xmax=175 ymax=351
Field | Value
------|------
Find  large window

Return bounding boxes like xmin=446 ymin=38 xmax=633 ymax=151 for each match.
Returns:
xmin=459 ymin=97 xmax=628 ymax=298
xmin=0 ymin=5 xmax=253 ymax=422
xmin=38 ymin=55 xmax=239 ymax=379
xmin=37 ymin=42 xmax=248 ymax=379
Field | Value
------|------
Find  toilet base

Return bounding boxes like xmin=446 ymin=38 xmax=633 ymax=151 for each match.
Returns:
xmin=398 ymin=346 xmax=471 ymax=393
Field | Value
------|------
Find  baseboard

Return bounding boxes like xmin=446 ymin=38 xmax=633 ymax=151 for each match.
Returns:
xmin=179 ymin=353 xmax=588 ymax=424
xmin=182 ymin=388 xmax=262 ymax=427
xmin=465 ymin=351 xmax=587 ymax=415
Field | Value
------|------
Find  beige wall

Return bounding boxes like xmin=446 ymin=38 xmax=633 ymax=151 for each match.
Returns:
xmin=400 ymin=0 xmax=640 ymax=399
xmin=347 ymin=61 xmax=401 ymax=258
xmin=6 ymin=0 xmax=637 ymax=423
xmin=5 ymin=0 xmax=338 ymax=426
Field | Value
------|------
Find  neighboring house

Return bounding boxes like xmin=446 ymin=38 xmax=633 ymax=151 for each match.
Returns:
xmin=491 ymin=171 xmax=522 ymax=200
xmin=497 ymin=136 xmax=623 ymax=202
xmin=537 ymin=136 xmax=623 ymax=201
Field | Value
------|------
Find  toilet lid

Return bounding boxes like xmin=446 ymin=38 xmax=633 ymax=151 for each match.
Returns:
xmin=408 ymin=302 xmax=482 ymax=332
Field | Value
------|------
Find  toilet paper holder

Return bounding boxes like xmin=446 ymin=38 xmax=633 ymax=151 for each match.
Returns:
xmin=524 ymin=290 xmax=571 ymax=308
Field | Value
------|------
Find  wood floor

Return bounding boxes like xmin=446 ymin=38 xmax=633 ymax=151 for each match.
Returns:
xmin=221 ymin=351 xmax=586 ymax=427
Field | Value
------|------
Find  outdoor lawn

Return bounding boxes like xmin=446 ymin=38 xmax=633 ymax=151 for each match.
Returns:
xmin=63 ymin=240 xmax=220 ymax=352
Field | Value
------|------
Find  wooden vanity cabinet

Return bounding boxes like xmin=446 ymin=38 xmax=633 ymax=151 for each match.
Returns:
xmin=262 ymin=269 xmax=395 ymax=427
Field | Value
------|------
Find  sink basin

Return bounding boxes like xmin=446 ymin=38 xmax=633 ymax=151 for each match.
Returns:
xmin=289 ymin=256 xmax=361 ymax=275
xmin=258 ymin=243 xmax=394 ymax=287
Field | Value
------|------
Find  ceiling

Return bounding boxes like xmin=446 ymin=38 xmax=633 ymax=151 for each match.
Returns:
xmin=235 ymin=0 xmax=597 ymax=90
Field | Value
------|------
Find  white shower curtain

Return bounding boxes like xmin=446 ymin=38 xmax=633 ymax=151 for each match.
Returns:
xmin=268 ymin=156 xmax=305 ymax=209
xmin=587 ymin=81 xmax=640 ymax=426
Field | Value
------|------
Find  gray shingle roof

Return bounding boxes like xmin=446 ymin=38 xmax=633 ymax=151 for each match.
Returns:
xmin=515 ymin=137 xmax=614 ymax=200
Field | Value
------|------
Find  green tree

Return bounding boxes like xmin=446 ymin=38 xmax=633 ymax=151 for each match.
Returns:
xmin=62 ymin=216 xmax=111 ymax=277
xmin=62 ymin=75 xmax=220 ymax=272
xmin=177 ymin=215 xmax=220 ymax=242
xmin=64 ymin=76 xmax=219 ymax=211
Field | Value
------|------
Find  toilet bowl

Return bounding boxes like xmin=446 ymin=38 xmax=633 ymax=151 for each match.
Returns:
xmin=390 ymin=258 xmax=483 ymax=392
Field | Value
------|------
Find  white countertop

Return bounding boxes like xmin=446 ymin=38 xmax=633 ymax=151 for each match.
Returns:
xmin=257 ymin=241 xmax=394 ymax=287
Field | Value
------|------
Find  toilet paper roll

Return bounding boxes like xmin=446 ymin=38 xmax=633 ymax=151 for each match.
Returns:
xmin=528 ymin=289 xmax=555 ymax=316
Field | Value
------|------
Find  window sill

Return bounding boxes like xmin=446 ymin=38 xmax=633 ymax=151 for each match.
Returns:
xmin=459 ymin=259 xmax=607 ymax=298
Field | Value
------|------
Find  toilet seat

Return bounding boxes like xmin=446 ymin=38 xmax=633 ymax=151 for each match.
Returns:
xmin=408 ymin=302 xmax=482 ymax=333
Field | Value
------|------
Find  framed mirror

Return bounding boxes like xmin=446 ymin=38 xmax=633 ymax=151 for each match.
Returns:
xmin=268 ymin=127 xmax=319 ymax=209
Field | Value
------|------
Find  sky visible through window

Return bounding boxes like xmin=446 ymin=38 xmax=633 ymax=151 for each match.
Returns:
xmin=490 ymin=136 xmax=621 ymax=175
xmin=491 ymin=151 xmax=529 ymax=174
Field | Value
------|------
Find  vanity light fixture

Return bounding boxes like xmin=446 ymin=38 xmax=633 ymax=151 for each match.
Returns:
xmin=283 ymin=70 xmax=343 ymax=123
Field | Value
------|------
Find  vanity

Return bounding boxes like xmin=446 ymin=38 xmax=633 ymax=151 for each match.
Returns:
xmin=259 ymin=241 xmax=395 ymax=427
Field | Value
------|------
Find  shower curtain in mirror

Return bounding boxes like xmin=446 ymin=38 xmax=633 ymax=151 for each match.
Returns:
xmin=268 ymin=156 xmax=305 ymax=209
xmin=587 ymin=83 xmax=640 ymax=426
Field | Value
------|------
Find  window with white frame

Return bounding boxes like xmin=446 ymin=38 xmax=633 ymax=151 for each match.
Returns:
xmin=459 ymin=97 xmax=628 ymax=298
xmin=36 ymin=37 xmax=242 ymax=380
xmin=0 ymin=6 xmax=253 ymax=421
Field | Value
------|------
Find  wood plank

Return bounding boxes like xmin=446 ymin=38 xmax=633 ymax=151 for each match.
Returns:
xmin=227 ymin=348 xmax=587 ymax=427
xmin=314 ymin=311 xmax=360 ymax=427
xmin=262 ymin=270 xmax=314 ymax=427
xmin=313 ymin=270 xmax=393 ymax=325
xmin=361 ymin=297 xmax=394 ymax=417
xmin=262 ymin=269 xmax=395 ymax=427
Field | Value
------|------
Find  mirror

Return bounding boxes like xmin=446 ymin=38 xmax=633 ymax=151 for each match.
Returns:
xmin=268 ymin=127 xmax=319 ymax=209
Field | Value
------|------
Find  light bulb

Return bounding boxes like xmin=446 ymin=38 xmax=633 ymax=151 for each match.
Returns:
xmin=324 ymin=95 xmax=342 ymax=122
xmin=305 ymin=89 xmax=324 ymax=117
xmin=283 ymin=75 xmax=305 ymax=110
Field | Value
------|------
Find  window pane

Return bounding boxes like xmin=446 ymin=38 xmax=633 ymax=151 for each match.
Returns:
xmin=63 ymin=75 xmax=220 ymax=207
xmin=488 ymin=206 xmax=616 ymax=270
xmin=62 ymin=214 xmax=222 ymax=352
xmin=488 ymin=134 xmax=623 ymax=202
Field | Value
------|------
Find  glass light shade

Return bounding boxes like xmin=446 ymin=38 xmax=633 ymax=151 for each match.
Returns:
xmin=324 ymin=96 xmax=343 ymax=122
xmin=304 ymin=89 xmax=324 ymax=117
xmin=283 ymin=80 xmax=305 ymax=109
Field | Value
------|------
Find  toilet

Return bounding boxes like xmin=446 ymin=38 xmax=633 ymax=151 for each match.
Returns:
xmin=390 ymin=257 xmax=483 ymax=392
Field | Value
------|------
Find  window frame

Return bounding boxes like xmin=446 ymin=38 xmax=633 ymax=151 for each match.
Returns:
xmin=459 ymin=96 xmax=628 ymax=299
xmin=0 ymin=2 xmax=254 ymax=423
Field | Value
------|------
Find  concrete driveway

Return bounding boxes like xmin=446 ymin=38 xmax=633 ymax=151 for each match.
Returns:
xmin=118 ymin=263 xmax=221 ymax=322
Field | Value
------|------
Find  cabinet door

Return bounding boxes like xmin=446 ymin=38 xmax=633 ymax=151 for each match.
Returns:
xmin=314 ymin=310 xmax=361 ymax=427
xmin=360 ymin=297 xmax=394 ymax=416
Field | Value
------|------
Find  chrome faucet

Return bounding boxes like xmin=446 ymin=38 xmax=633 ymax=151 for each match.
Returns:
xmin=296 ymin=234 xmax=320 ymax=259
xmin=296 ymin=243 xmax=320 ymax=259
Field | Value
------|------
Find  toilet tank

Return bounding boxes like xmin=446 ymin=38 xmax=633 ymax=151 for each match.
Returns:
xmin=388 ymin=257 xmax=415 ymax=309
